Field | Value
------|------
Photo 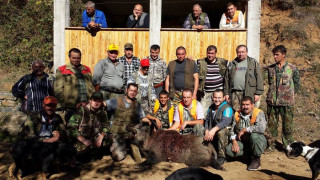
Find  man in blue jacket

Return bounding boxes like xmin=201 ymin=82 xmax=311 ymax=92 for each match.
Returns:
xmin=82 ymin=1 xmax=107 ymax=30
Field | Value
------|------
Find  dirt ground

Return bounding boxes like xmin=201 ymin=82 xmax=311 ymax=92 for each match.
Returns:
xmin=0 ymin=141 xmax=314 ymax=180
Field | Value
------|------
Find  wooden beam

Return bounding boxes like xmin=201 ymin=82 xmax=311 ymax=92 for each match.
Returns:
xmin=149 ymin=0 xmax=162 ymax=47
xmin=54 ymin=0 xmax=70 ymax=72
xmin=247 ymin=0 xmax=261 ymax=62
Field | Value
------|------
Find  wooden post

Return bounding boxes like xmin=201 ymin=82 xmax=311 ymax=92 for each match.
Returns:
xmin=149 ymin=0 xmax=162 ymax=47
xmin=54 ymin=0 xmax=70 ymax=72
xmin=247 ymin=0 xmax=261 ymax=62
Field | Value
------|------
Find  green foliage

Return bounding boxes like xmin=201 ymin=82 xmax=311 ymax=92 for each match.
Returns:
xmin=70 ymin=0 xmax=85 ymax=27
xmin=294 ymin=0 xmax=319 ymax=7
xmin=290 ymin=6 xmax=320 ymax=26
xmin=280 ymin=23 xmax=307 ymax=41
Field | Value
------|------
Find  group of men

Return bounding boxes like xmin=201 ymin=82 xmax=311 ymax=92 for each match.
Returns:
xmin=11 ymin=40 xmax=300 ymax=173
xmin=82 ymin=1 xmax=244 ymax=31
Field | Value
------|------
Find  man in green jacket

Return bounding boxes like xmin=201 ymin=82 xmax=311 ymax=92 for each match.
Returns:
xmin=54 ymin=48 xmax=94 ymax=123
xmin=224 ymin=45 xmax=264 ymax=110
xmin=197 ymin=45 xmax=228 ymax=115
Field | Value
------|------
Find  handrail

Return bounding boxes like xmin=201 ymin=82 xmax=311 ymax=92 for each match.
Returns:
xmin=65 ymin=27 xmax=247 ymax=32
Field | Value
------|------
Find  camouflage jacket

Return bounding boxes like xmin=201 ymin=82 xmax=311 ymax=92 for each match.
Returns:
xmin=68 ymin=103 xmax=109 ymax=140
xmin=19 ymin=112 xmax=66 ymax=141
xmin=146 ymin=56 xmax=167 ymax=84
xmin=152 ymin=100 xmax=175 ymax=129
xmin=266 ymin=61 xmax=300 ymax=106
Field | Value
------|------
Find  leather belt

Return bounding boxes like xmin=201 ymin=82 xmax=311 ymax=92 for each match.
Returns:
xmin=154 ymin=81 xmax=164 ymax=88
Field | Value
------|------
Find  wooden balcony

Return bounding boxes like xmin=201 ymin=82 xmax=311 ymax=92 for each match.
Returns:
xmin=65 ymin=27 xmax=247 ymax=71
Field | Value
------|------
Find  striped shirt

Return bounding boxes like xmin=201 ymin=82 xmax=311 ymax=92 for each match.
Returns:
xmin=204 ymin=62 xmax=223 ymax=92
xmin=118 ymin=55 xmax=140 ymax=84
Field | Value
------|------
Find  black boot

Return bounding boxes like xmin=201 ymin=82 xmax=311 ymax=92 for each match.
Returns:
xmin=247 ymin=156 xmax=261 ymax=171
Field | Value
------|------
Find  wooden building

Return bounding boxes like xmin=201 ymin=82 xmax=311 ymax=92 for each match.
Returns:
xmin=54 ymin=0 xmax=261 ymax=71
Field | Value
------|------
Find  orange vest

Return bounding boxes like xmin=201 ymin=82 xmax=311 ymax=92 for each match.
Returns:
xmin=234 ymin=108 xmax=262 ymax=125
xmin=153 ymin=100 xmax=175 ymax=127
xmin=178 ymin=99 xmax=197 ymax=127
xmin=225 ymin=10 xmax=240 ymax=24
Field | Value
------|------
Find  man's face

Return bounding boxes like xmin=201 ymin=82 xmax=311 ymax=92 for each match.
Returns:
xmin=182 ymin=91 xmax=193 ymax=107
xmin=133 ymin=5 xmax=143 ymax=17
xmin=241 ymin=100 xmax=254 ymax=115
xmin=43 ymin=103 xmax=56 ymax=116
xmin=150 ymin=49 xmax=160 ymax=60
xmin=141 ymin=66 xmax=149 ymax=75
xmin=237 ymin=47 xmax=248 ymax=61
xmin=212 ymin=92 xmax=225 ymax=107
xmin=69 ymin=52 xmax=81 ymax=67
xmin=108 ymin=50 xmax=119 ymax=61
xmin=89 ymin=99 xmax=103 ymax=111
xmin=32 ymin=63 xmax=45 ymax=76
xmin=273 ymin=51 xmax=286 ymax=64
xmin=126 ymin=85 xmax=138 ymax=99
xmin=207 ymin=49 xmax=217 ymax=61
xmin=159 ymin=94 xmax=169 ymax=106
xmin=227 ymin=5 xmax=236 ymax=17
xmin=176 ymin=49 xmax=186 ymax=62
xmin=124 ymin=48 xmax=133 ymax=59
xmin=193 ymin=6 xmax=201 ymax=18
xmin=86 ymin=7 xmax=95 ymax=16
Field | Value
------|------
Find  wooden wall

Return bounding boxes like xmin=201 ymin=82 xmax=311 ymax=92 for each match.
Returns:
xmin=65 ymin=28 xmax=247 ymax=71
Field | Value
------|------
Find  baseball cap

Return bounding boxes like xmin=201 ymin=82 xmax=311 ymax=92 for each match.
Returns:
xmin=108 ymin=44 xmax=119 ymax=51
xmin=90 ymin=92 xmax=104 ymax=100
xmin=140 ymin=59 xmax=150 ymax=67
xmin=43 ymin=96 xmax=58 ymax=105
xmin=124 ymin=43 xmax=133 ymax=49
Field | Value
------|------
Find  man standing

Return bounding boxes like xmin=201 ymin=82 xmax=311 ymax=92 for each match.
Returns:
xmin=219 ymin=2 xmax=245 ymax=29
xmin=226 ymin=96 xmax=267 ymax=171
xmin=197 ymin=45 xmax=228 ymax=114
xmin=126 ymin=4 xmax=149 ymax=28
xmin=118 ymin=43 xmax=140 ymax=85
xmin=69 ymin=92 xmax=109 ymax=157
xmin=204 ymin=90 xmax=233 ymax=165
xmin=82 ymin=1 xmax=107 ymax=29
xmin=170 ymin=89 xmax=204 ymax=137
xmin=146 ymin=44 xmax=167 ymax=97
xmin=266 ymin=45 xmax=300 ymax=150
xmin=146 ymin=90 xmax=175 ymax=130
xmin=55 ymin=48 xmax=94 ymax=123
xmin=93 ymin=44 xmax=124 ymax=100
xmin=127 ymin=59 xmax=157 ymax=115
xmin=105 ymin=83 xmax=151 ymax=162
xmin=224 ymin=45 xmax=264 ymax=110
xmin=165 ymin=46 xmax=199 ymax=106
xmin=183 ymin=4 xmax=211 ymax=30
xmin=12 ymin=60 xmax=54 ymax=113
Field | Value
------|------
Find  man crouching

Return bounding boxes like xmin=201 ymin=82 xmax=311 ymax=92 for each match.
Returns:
xmin=226 ymin=96 xmax=267 ymax=170
xmin=68 ymin=92 xmax=110 ymax=160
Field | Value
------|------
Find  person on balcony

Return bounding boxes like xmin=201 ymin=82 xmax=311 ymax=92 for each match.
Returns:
xmin=82 ymin=1 xmax=107 ymax=30
xmin=219 ymin=2 xmax=245 ymax=29
xmin=126 ymin=4 xmax=149 ymax=28
xmin=183 ymin=4 xmax=211 ymax=30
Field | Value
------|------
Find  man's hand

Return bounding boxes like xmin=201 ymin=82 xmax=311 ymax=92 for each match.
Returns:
xmin=141 ymin=117 xmax=151 ymax=125
xmin=43 ymin=131 xmax=60 ymax=143
xmin=224 ymin=95 xmax=230 ymax=102
xmin=192 ymin=25 xmax=197 ymax=29
xmin=83 ymin=139 xmax=92 ymax=147
xmin=24 ymin=95 xmax=28 ymax=100
xmin=94 ymin=132 xmax=105 ymax=148
xmin=155 ymin=118 xmax=162 ymax=129
xmin=204 ymin=129 xmax=216 ymax=141
xmin=76 ymin=102 xmax=87 ymax=108
xmin=88 ymin=21 xmax=95 ymax=28
xmin=254 ymin=95 xmax=260 ymax=102
xmin=134 ymin=11 xmax=140 ymax=20
xmin=231 ymin=140 xmax=240 ymax=153
xmin=237 ymin=128 xmax=247 ymax=141
xmin=197 ymin=25 xmax=204 ymax=30
xmin=180 ymin=121 xmax=189 ymax=131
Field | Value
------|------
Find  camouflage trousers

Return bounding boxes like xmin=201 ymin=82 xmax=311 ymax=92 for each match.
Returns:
xmin=172 ymin=91 xmax=183 ymax=107
xmin=211 ymin=128 xmax=229 ymax=159
xmin=267 ymin=105 xmax=294 ymax=148
xmin=73 ymin=137 xmax=111 ymax=158
xmin=181 ymin=124 xmax=204 ymax=137
xmin=230 ymin=90 xmax=260 ymax=111
xmin=226 ymin=133 xmax=267 ymax=157
xmin=110 ymin=134 xmax=143 ymax=163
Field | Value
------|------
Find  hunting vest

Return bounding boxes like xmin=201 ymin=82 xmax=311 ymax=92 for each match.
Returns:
xmin=197 ymin=58 xmax=228 ymax=93
xmin=111 ymin=96 xmax=139 ymax=134
xmin=207 ymin=101 xmax=231 ymax=130
xmin=266 ymin=63 xmax=297 ymax=106
xmin=234 ymin=108 xmax=262 ymax=125
xmin=225 ymin=10 xmax=240 ymax=24
xmin=153 ymin=100 xmax=175 ymax=127
xmin=188 ymin=12 xmax=206 ymax=26
xmin=168 ymin=59 xmax=195 ymax=98
xmin=178 ymin=99 xmax=198 ymax=125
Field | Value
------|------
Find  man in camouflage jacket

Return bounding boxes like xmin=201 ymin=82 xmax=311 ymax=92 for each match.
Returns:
xmin=266 ymin=45 xmax=300 ymax=149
